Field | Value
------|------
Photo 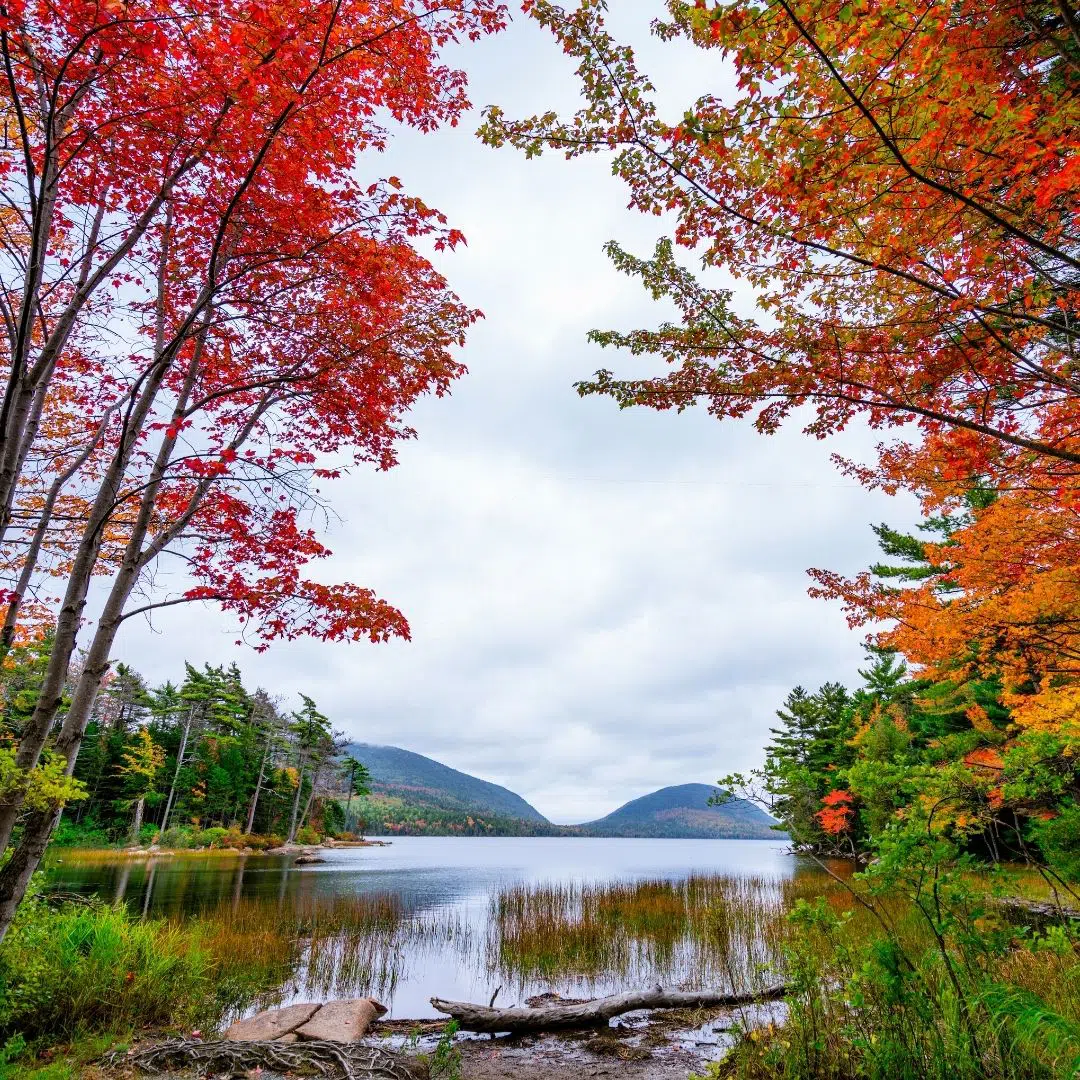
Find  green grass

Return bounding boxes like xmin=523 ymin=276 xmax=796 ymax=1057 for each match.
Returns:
xmin=5 ymin=861 xmax=1079 ymax=1079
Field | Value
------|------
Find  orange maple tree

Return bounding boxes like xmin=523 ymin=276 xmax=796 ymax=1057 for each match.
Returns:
xmin=484 ymin=0 xmax=1080 ymax=856
xmin=485 ymin=0 xmax=1078 ymax=488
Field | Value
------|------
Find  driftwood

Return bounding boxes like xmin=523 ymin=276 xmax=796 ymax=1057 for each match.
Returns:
xmin=996 ymin=896 xmax=1080 ymax=922
xmin=104 ymin=1037 xmax=422 ymax=1079
xmin=430 ymin=983 xmax=791 ymax=1033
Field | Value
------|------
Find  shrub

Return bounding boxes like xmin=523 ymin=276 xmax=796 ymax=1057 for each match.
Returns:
xmin=294 ymin=826 xmax=321 ymax=846
xmin=0 ymin=897 xmax=212 ymax=1041
xmin=157 ymin=826 xmax=196 ymax=849
xmin=195 ymin=827 xmax=229 ymax=849
xmin=48 ymin=820 xmax=110 ymax=849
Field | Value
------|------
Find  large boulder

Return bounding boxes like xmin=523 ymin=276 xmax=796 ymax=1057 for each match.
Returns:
xmin=223 ymin=1002 xmax=320 ymax=1041
xmin=295 ymin=999 xmax=388 ymax=1042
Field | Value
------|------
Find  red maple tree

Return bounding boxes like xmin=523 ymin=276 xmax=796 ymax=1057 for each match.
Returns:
xmin=0 ymin=0 xmax=505 ymax=936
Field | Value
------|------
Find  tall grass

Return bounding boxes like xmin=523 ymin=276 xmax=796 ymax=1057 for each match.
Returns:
xmin=490 ymin=874 xmax=799 ymax=992
xmin=0 ymin=897 xmax=214 ymax=1041
xmin=711 ymin=884 xmax=1080 ymax=1080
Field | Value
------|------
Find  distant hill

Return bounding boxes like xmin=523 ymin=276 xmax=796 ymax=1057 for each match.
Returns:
xmin=344 ymin=743 xmax=550 ymax=824
xmin=580 ymin=783 xmax=782 ymax=840
xmin=342 ymin=746 xmax=782 ymax=840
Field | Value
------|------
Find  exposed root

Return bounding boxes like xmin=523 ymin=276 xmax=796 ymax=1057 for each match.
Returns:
xmin=104 ymin=1037 xmax=424 ymax=1079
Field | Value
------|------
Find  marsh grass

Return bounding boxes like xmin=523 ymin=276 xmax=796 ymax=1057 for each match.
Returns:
xmin=711 ymin=877 xmax=1080 ymax=1080
xmin=490 ymin=874 xmax=803 ymax=991
xmin=189 ymin=893 xmax=476 ymax=1011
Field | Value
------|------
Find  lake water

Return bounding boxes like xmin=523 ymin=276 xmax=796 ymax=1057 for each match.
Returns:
xmin=44 ymin=837 xmax=825 ymax=1019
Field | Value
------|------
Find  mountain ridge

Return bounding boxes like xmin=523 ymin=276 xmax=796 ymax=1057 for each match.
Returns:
xmin=344 ymin=744 xmax=781 ymax=839
xmin=344 ymin=742 xmax=550 ymax=824
xmin=580 ymin=782 xmax=780 ymax=840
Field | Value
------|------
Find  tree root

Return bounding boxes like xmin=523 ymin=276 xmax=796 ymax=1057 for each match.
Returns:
xmin=104 ymin=1037 xmax=424 ymax=1079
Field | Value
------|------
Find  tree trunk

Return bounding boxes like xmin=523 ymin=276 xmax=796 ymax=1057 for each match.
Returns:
xmin=161 ymin=708 xmax=195 ymax=833
xmin=129 ymin=796 xmax=145 ymax=844
xmin=245 ymin=729 xmax=272 ymax=835
xmin=286 ymin=762 xmax=306 ymax=843
xmin=430 ymin=984 xmax=792 ymax=1034
xmin=296 ymin=764 xmax=321 ymax=835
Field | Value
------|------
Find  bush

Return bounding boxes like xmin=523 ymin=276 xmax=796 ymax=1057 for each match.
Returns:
xmin=48 ymin=820 xmax=111 ymax=849
xmin=0 ymin=897 xmax=212 ymax=1041
xmin=194 ymin=827 xmax=229 ymax=849
xmin=294 ymin=826 xmax=320 ymax=845
xmin=157 ymin=826 xmax=196 ymax=849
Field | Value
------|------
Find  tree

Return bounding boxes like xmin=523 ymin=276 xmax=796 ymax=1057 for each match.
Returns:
xmin=0 ymin=0 xmax=507 ymax=940
xmin=482 ymin=3 xmax=1080 ymax=806
xmin=483 ymin=1 xmax=1078 ymax=488
xmin=116 ymin=727 xmax=164 ymax=843
xmin=244 ymin=690 xmax=287 ymax=836
xmin=285 ymin=694 xmax=334 ymax=843
xmin=341 ymin=757 xmax=372 ymax=833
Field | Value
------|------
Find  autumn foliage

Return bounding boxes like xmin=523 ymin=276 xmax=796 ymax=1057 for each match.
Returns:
xmin=816 ymin=789 xmax=854 ymax=836
xmin=490 ymin=0 xmax=1080 ymax=871
xmin=0 ymin=0 xmax=506 ymax=937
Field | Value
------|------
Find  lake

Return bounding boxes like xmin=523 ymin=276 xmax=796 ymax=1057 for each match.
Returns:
xmin=44 ymin=836 xmax=831 ymax=1019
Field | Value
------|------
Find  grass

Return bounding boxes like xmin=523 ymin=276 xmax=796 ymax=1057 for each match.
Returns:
xmin=8 ymin=856 xmax=1080 ymax=1079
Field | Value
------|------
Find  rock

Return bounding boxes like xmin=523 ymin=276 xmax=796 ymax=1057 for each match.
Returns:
xmin=275 ymin=1033 xmax=299 ymax=1044
xmin=223 ymin=1002 xmax=320 ymax=1042
xmin=294 ymin=855 xmax=325 ymax=865
xmin=295 ymin=999 xmax=388 ymax=1043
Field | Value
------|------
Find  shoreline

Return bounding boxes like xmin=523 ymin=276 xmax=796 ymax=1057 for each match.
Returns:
xmin=50 ymin=838 xmax=394 ymax=859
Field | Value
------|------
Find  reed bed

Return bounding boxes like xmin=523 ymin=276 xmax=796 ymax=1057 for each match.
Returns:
xmin=490 ymin=874 xmax=797 ymax=993
xmin=185 ymin=892 xmax=479 ymax=1013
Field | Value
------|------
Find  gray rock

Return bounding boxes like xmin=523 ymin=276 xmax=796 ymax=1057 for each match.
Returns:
xmin=294 ymin=855 xmax=325 ymax=865
xmin=223 ymin=1002 xmax=320 ymax=1041
xmin=295 ymin=999 xmax=387 ymax=1042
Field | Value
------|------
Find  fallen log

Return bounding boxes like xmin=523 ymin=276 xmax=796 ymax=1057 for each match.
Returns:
xmin=995 ymin=896 xmax=1080 ymax=922
xmin=430 ymin=983 xmax=791 ymax=1033
xmin=104 ymin=1038 xmax=421 ymax=1079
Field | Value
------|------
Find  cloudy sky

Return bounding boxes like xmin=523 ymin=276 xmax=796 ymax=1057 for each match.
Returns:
xmin=119 ymin=3 xmax=920 ymax=824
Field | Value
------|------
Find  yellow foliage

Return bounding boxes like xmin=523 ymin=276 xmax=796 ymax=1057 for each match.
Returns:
xmin=0 ymin=749 xmax=86 ymax=812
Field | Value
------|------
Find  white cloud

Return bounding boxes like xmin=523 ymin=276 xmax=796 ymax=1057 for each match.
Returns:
xmin=113 ymin=3 xmax=920 ymax=822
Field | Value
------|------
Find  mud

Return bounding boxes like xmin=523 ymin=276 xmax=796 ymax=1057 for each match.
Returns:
xmin=91 ymin=1003 xmax=778 ymax=1079
xmin=370 ymin=1000 xmax=782 ymax=1079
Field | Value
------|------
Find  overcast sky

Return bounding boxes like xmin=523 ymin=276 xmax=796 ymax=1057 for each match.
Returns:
xmin=118 ymin=4 xmax=920 ymax=823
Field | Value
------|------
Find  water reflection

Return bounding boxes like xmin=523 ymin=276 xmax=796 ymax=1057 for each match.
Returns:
xmin=44 ymin=837 xmax=810 ymax=1018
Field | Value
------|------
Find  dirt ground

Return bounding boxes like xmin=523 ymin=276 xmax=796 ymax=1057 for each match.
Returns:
xmin=371 ymin=1003 xmax=763 ymax=1080
xmin=88 ymin=1005 xmax=766 ymax=1079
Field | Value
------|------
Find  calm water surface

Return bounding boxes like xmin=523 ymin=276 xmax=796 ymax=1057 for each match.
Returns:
xmin=44 ymin=837 xmax=817 ymax=1018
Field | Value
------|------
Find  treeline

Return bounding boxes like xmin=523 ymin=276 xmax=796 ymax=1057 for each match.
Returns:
xmin=736 ymin=502 xmax=1078 ymax=880
xmin=1 ymin=644 xmax=370 ymax=847
xmin=354 ymin=793 xmax=570 ymax=837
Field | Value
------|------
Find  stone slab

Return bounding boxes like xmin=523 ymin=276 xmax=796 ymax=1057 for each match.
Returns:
xmin=223 ymin=1002 xmax=320 ymax=1041
xmin=295 ymin=998 xmax=388 ymax=1042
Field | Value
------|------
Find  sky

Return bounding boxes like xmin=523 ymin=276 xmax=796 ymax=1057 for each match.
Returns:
xmin=118 ymin=3 xmax=920 ymax=824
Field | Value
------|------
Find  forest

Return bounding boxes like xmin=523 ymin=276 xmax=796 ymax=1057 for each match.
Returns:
xmin=0 ymin=650 xmax=372 ymax=848
xmin=0 ymin=0 xmax=1076 ymax=1076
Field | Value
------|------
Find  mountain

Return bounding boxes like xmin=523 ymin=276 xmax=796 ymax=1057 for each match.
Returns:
xmin=580 ymin=783 xmax=782 ymax=840
xmin=342 ymin=745 xmax=782 ymax=840
xmin=344 ymin=743 xmax=550 ymax=824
